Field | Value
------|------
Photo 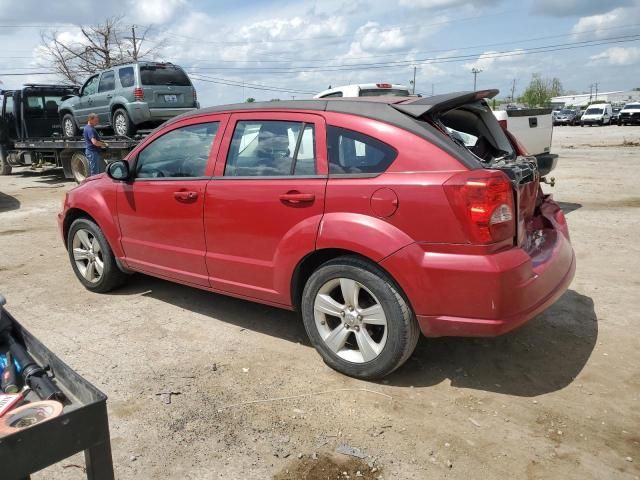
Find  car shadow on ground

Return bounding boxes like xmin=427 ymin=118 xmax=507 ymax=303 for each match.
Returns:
xmin=114 ymin=276 xmax=596 ymax=397
xmin=0 ymin=192 xmax=20 ymax=213
xmin=112 ymin=275 xmax=310 ymax=345
xmin=558 ymin=201 xmax=583 ymax=215
xmin=12 ymin=169 xmax=73 ymax=185
xmin=387 ymin=289 xmax=597 ymax=397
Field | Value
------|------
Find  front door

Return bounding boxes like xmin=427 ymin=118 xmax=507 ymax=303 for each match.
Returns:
xmin=116 ymin=116 xmax=227 ymax=286
xmin=204 ymin=112 xmax=327 ymax=305
xmin=75 ymin=75 xmax=99 ymax=125
xmin=93 ymin=71 xmax=115 ymax=125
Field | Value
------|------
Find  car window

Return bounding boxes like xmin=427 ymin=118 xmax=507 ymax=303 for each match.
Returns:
xmin=118 ymin=67 xmax=135 ymax=88
xmin=322 ymin=92 xmax=343 ymax=98
xmin=136 ymin=122 xmax=219 ymax=179
xmin=359 ymin=89 xmax=410 ymax=97
xmin=624 ymin=103 xmax=640 ymax=110
xmin=224 ymin=120 xmax=316 ymax=177
xmin=83 ymin=76 xmax=99 ymax=96
xmin=327 ymin=126 xmax=397 ymax=175
xmin=140 ymin=65 xmax=191 ymax=86
xmin=586 ymin=108 xmax=603 ymax=115
xmin=98 ymin=71 xmax=115 ymax=92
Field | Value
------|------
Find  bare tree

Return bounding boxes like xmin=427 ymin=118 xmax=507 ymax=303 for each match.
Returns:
xmin=39 ymin=16 xmax=166 ymax=84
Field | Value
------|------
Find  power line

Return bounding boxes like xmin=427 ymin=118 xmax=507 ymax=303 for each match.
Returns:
xmin=189 ymin=74 xmax=315 ymax=95
xmin=181 ymin=34 xmax=640 ymax=74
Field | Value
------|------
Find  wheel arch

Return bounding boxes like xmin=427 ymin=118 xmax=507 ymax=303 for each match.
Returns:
xmin=290 ymin=248 xmax=411 ymax=313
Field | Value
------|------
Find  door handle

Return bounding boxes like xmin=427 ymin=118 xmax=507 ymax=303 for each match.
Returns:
xmin=174 ymin=191 xmax=198 ymax=202
xmin=106 ymin=94 xmax=113 ymax=99
xmin=279 ymin=192 xmax=315 ymax=204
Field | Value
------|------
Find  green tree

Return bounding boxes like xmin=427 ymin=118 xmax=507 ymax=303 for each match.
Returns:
xmin=246 ymin=97 xmax=256 ymax=103
xmin=520 ymin=74 xmax=564 ymax=107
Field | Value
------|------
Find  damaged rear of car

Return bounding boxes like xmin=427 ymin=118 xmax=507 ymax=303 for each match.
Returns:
xmin=381 ymin=90 xmax=575 ymax=337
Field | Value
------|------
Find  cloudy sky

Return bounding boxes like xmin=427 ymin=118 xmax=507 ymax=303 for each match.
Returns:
xmin=0 ymin=0 xmax=638 ymax=105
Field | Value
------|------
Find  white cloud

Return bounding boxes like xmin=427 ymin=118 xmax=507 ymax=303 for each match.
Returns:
xmin=129 ymin=0 xmax=187 ymax=24
xmin=589 ymin=46 xmax=640 ymax=65
xmin=463 ymin=49 xmax=525 ymax=71
xmin=399 ymin=0 xmax=501 ymax=9
xmin=532 ymin=0 xmax=634 ymax=17
xmin=571 ymin=3 xmax=640 ymax=38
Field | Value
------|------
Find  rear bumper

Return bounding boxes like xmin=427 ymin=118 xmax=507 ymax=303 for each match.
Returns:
xmin=619 ymin=116 xmax=640 ymax=124
xmin=380 ymin=197 xmax=575 ymax=338
xmin=148 ymin=107 xmax=197 ymax=120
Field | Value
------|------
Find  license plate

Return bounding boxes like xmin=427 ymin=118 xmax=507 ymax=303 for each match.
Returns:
xmin=164 ymin=94 xmax=177 ymax=103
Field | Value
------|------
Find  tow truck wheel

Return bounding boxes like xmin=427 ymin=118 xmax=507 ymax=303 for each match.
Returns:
xmin=62 ymin=114 xmax=79 ymax=138
xmin=0 ymin=153 xmax=12 ymax=175
xmin=70 ymin=152 xmax=89 ymax=183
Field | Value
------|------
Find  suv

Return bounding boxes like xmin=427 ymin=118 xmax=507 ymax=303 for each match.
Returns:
xmin=58 ymin=91 xmax=575 ymax=379
xmin=553 ymin=109 xmax=580 ymax=126
xmin=619 ymin=102 xmax=640 ymax=125
xmin=58 ymin=62 xmax=198 ymax=137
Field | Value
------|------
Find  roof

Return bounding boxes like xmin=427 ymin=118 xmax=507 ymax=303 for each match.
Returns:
xmin=166 ymin=90 xmax=500 ymax=169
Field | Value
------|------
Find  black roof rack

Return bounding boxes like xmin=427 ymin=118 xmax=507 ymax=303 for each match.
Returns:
xmin=23 ymin=83 xmax=79 ymax=89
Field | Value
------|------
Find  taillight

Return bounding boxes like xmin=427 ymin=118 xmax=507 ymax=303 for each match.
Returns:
xmin=444 ymin=170 xmax=515 ymax=244
xmin=498 ymin=119 xmax=507 ymax=130
xmin=376 ymin=83 xmax=392 ymax=88
xmin=134 ymin=87 xmax=144 ymax=101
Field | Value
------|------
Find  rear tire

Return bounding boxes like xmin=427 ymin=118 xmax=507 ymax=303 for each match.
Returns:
xmin=62 ymin=114 xmax=79 ymax=138
xmin=67 ymin=218 xmax=128 ymax=293
xmin=301 ymin=256 xmax=420 ymax=379
xmin=113 ymin=108 xmax=135 ymax=136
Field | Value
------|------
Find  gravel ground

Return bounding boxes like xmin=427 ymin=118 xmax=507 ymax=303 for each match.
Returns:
xmin=0 ymin=125 xmax=638 ymax=479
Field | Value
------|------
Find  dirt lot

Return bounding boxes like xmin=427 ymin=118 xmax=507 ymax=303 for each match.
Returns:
xmin=1 ymin=125 xmax=639 ymax=479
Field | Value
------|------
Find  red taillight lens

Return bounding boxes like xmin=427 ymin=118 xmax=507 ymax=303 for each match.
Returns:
xmin=134 ymin=87 xmax=144 ymax=101
xmin=498 ymin=119 xmax=507 ymax=130
xmin=444 ymin=170 xmax=515 ymax=244
xmin=376 ymin=83 xmax=392 ymax=88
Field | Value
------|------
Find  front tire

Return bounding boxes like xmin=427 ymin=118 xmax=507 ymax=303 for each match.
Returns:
xmin=113 ymin=108 xmax=135 ymax=136
xmin=67 ymin=218 xmax=128 ymax=293
xmin=301 ymin=257 xmax=420 ymax=379
xmin=62 ymin=114 xmax=79 ymax=138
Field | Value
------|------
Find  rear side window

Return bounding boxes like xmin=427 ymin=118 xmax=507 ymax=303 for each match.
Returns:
xmin=136 ymin=122 xmax=218 ymax=179
xmin=140 ymin=65 xmax=191 ymax=86
xmin=118 ymin=67 xmax=135 ymax=88
xmin=327 ymin=126 xmax=397 ymax=175
xmin=224 ymin=120 xmax=316 ymax=177
xmin=322 ymin=92 xmax=343 ymax=98
xmin=359 ymin=89 xmax=410 ymax=97
xmin=98 ymin=71 xmax=115 ymax=92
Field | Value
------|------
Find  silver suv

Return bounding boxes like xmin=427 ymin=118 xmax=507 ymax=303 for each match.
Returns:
xmin=59 ymin=62 xmax=198 ymax=137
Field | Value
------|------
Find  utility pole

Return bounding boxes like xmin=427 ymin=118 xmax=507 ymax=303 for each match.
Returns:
xmin=471 ymin=68 xmax=482 ymax=91
xmin=589 ymin=84 xmax=593 ymax=103
xmin=431 ymin=83 xmax=434 ymax=96
xmin=131 ymin=25 xmax=138 ymax=60
xmin=594 ymin=82 xmax=599 ymax=101
xmin=412 ymin=66 xmax=416 ymax=94
xmin=510 ymin=79 xmax=517 ymax=102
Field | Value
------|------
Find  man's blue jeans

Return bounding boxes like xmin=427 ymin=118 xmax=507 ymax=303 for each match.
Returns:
xmin=85 ymin=149 xmax=102 ymax=176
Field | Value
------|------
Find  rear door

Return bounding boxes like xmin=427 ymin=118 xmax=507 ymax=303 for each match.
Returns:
xmin=139 ymin=64 xmax=195 ymax=109
xmin=204 ymin=112 xmax=327 ymax=305
xmin=116 ymin=115 xmax=228 ymax=286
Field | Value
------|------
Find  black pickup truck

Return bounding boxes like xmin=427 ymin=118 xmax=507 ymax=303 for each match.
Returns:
xmin=0 ymin=84 xmax=139 ymax=182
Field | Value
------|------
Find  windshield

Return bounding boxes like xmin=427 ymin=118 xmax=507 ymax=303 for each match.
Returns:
xmin=359 ymin=88 xmax=410 ymax=97
xmin=623 ymin=103 xmax=640 ymax=110
xmin=560 ymin=109 xmax=574 ymax=114
xmin=140 ymin=65 xmax=191 ymax=86
xmin=585 ymin=108 xmax=603 ymax=115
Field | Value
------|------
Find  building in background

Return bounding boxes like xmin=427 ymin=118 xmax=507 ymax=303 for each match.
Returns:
xmin=551 ymin=90 xmax=640 ymax=109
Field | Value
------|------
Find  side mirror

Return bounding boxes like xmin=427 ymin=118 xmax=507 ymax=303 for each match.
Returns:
xmin=106 ymin=160 xmax=130 ymax=181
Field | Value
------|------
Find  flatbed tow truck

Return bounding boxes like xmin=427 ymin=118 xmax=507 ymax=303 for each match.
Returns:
xmin=1 ymin=84 xmax=141 ymax=182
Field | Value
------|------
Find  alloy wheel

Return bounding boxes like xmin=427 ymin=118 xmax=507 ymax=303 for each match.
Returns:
xmin=72 ymin=229 xmax=104 ymax=284
xmin=114 ymin=113 xmax=127 ymax=136
xmin=313 ymin=277 xmax=388 ymax=363
xmin=64 ymin=118 xmax=75 ymax=137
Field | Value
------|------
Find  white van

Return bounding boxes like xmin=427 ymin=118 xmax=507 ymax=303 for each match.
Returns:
xmin=580 ymin=104 xmax=613 ymax=126
xmin=314 ymin=83 xmax=411 ymax=98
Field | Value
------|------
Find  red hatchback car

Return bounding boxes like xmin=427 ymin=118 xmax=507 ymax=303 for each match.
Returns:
xmin=58 ymin=90 xmax=575 ymax=379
